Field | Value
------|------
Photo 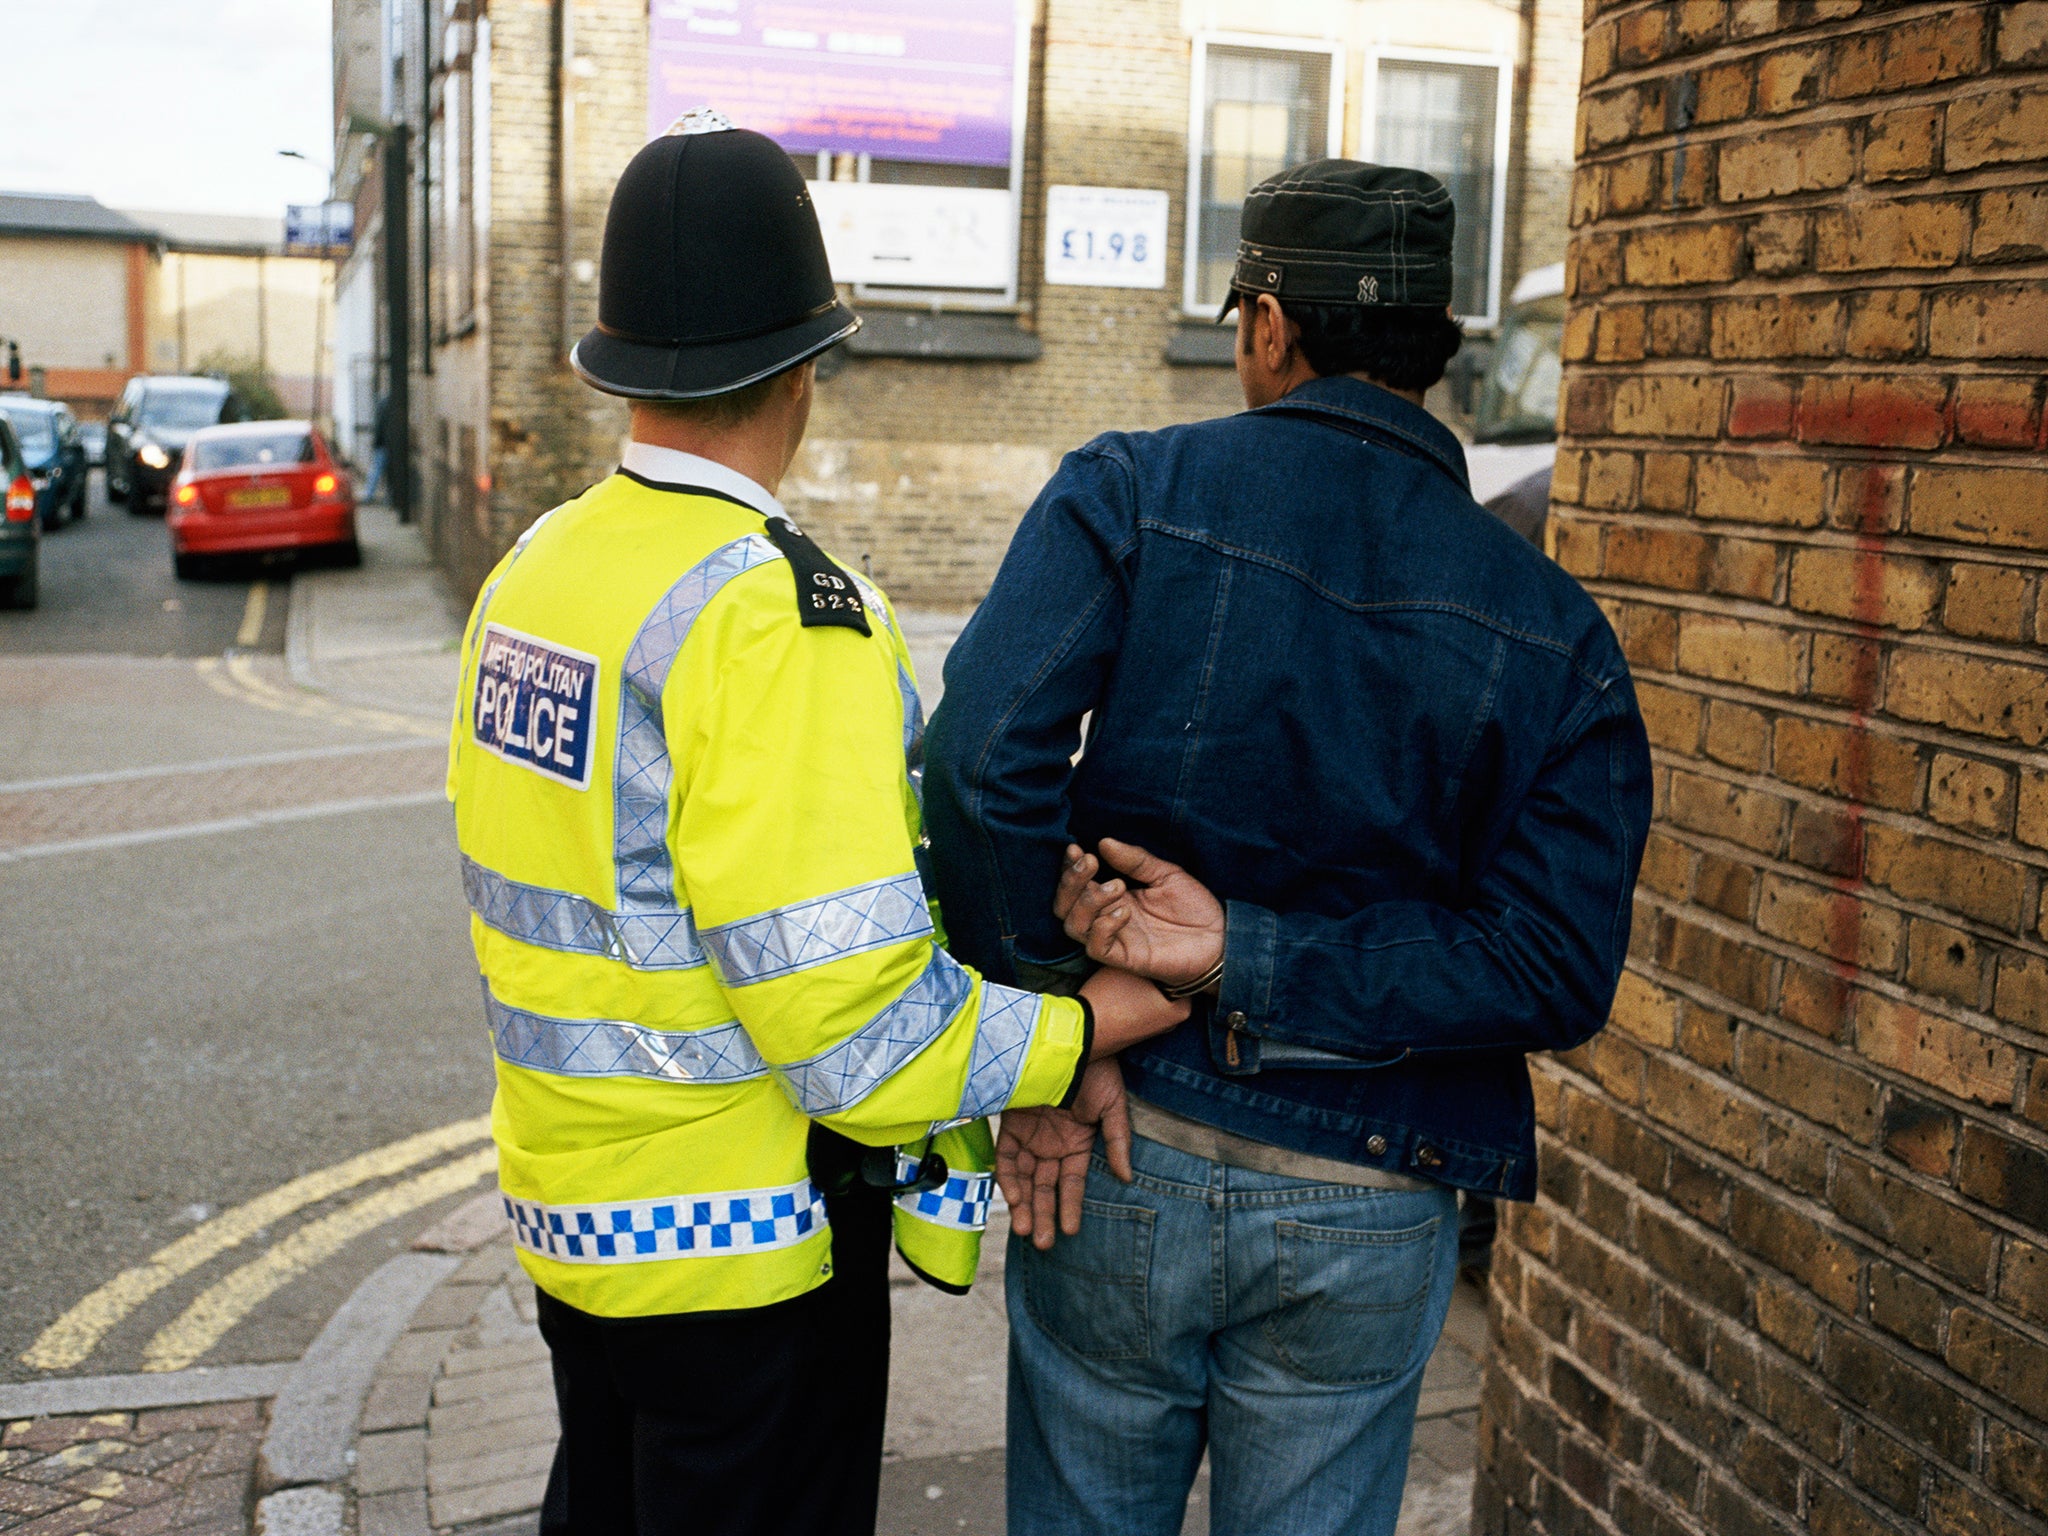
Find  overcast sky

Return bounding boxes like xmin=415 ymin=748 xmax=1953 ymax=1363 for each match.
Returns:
xmin=0 ymin=0 xmax=334 ymax=218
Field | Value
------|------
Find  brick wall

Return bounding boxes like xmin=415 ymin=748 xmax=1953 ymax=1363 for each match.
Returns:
xmin=424 ymin=0 xmax=1565 ymax=608
xmin=1478 ymin=5 xmax=2048 ymax=1536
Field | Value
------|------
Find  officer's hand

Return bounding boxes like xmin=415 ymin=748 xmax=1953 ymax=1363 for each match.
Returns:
xmin=996 ymin=1061 xmax=1132 ymax=1250
xmin=1080 ymin=961 xmax=1190 ymax=1055
xmin=1057 ymin=840 xmax=1226 ymax=991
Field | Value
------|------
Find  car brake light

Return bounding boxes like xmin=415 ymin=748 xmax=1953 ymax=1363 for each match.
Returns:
xmin=174 ymin=483 xmax=200 ymax=507
xmin=5 ymin=476 xmax=33 ymax=521
xmin=314 ymin=472 xmax=339 ymax=496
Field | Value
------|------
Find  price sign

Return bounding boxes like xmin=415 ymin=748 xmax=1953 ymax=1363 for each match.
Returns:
xmin=1044 ymin=186 xmax=1169 ymax=289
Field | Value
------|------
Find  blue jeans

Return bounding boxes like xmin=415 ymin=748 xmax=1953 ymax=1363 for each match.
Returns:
xmin=1005 ymin=1134 xmax=1461 ymax=1536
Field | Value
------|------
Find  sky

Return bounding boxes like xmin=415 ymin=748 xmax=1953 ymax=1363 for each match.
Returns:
xmin=0 ymin=0 xmax=334 ymax=218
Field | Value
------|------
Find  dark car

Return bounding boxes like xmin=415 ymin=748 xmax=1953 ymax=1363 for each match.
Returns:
xmin=107 ymin=376 xmax=250 ymax=514
xmin=0 ymin=397 xmax=89 ymax=530
xmin=0 ymin=414 xmax=41 ymax=608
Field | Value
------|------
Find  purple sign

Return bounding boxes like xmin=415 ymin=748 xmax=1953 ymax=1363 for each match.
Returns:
xmin=649 ymin=1 xmax=1018 ymax=168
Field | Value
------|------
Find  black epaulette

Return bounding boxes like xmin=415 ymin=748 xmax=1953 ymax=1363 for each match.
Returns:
xmin=763 ymin=517 xmax=872 ymax=635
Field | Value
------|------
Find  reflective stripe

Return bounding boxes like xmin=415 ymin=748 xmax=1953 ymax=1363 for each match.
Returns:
xmin=773 ymin=948 xmax=974 ymax=1116
xmin=701 ymin=873 xmax=933 ymax=987
xmin=505 ymin=1181 xmax=827 ymax=1264
xmin=484 ymin=981 xmax=767 ymax=1083
xmin=958 ymin=982 xmax=1042 ymax=1120
xmin=461 ymin=856 xmax=705 ymax=969
xmin=614 ymin=534 xmax=784 ymax=923
xmin=893 ymin=1157 xmax=992 ymax=1233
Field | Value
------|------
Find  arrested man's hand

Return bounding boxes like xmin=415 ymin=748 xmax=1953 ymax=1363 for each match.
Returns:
xmin=1056 ymin=839 xmax=1226 ymax=990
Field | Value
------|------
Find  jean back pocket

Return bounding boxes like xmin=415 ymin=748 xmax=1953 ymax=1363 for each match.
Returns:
xmin=1018 ymin=1198 xmax=1154 ymax=1361
xmin=1261 ymin=1213 xmax=1443 ymax=1387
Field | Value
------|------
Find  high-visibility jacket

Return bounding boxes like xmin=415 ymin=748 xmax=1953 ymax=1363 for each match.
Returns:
xmin=446 ymin=451 xmax=1089 ymax=1316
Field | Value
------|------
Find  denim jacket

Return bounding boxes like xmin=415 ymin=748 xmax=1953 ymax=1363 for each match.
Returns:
xmin=922 ymin=376 xmax=1651 ymax=1200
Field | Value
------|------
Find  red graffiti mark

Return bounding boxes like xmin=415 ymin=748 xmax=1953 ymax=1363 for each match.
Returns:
xmin=1820 ymin=466 xmax=1892 ymax=1011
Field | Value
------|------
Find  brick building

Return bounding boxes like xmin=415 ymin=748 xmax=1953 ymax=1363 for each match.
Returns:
xmin=333 ymin=0 xmax=1584 ymax=601
xmin=1479 ymin=4 xmax=2048 ymax=1536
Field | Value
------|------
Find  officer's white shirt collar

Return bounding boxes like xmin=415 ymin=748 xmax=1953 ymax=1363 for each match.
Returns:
xmin=619 ymin=442 xmax=785 ymax=522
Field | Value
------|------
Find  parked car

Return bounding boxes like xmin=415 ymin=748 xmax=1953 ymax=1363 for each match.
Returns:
xmin=0 ymin=397 xmax=89 ymax=529
xmin=107 ymin=376 xmax=250 ymax=515
xmin=79 ymin=420 xmax=107 ymax=469
xmin=1465 ymin=262 xmax=1565 ymax=545
xmin=167 ymin=421 xmax=359 ymax=578
xmin=0 ymin=414 xmax=41 ymax=608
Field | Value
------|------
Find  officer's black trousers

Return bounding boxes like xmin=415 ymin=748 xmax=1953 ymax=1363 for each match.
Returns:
xmin=534 ymin=1188 xmax=892 ymax=1536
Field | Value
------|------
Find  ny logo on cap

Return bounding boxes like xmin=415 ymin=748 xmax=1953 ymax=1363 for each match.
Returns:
xmin=1357 ymin=274 xmax=1380 ymax=304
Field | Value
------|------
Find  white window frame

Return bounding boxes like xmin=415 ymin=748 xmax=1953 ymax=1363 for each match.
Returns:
xmin=1360 ymin=45 xmax=1515 ymax=330
xmin=1182 ymin=31 xmax=1346 ymax=321
xmin=813 ymin=0 xmax=1033 ymax=311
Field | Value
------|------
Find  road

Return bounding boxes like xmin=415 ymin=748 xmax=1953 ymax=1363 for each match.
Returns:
xmin=0 ymin=473 xmax=488 ymax=1384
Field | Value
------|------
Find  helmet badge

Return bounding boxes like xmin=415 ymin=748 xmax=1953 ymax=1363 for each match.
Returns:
xmin=665 ymin=107 xmax=736 ymax=137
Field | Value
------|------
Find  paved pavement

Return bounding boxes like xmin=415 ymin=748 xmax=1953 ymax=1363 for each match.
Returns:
xmin=0 ymin=485 xmax=1479 ymax=1534
xmin=347 ymin=1199 xmax=1482 ymax=1536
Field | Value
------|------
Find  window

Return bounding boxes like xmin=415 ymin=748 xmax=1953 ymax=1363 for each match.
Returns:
xmin=804 ymin=152 xmax=1022 ymax=305
xmin=193 ymin=432 xmax=315 ymax=472
xmin=1184 ymin=35 xmax=1344 ymax=317
xmin=1366 ymin=51 xmax=1512 ymax=327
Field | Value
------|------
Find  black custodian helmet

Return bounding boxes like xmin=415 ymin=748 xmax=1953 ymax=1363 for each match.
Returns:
xmin=571 ymin=110 xmax=861 ymax=400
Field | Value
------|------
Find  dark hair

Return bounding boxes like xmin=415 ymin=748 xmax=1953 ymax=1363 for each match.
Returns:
xmin=1242 ymin=298 xmax=1465 ymax=392
xmin=638 ymin=367 xmax=790 ymax=430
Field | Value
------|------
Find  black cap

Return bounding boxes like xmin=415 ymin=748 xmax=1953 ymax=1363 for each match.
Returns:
xmin=1221 ymin=160 xmax=1455 ymax=320
xmin=572 ymin=112 xmax=861 ymax=400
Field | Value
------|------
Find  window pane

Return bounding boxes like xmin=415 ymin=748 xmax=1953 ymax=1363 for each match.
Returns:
xmin=1196 ymin=46 xmax=1331 ymax=309
xmin=1374 ymin=59 xmax=1498 ymax=318
xmin=193 ymin=432 xmax=316 ymax=471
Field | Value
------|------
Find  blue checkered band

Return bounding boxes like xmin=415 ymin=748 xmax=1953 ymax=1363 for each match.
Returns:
xmin=701 ymin=873 xmax=935 ymax=987
xmin=772 ymin=947 xmax=974 ymax=1115
xmin=504 ymin=1179 xmax=828 ymax=1264
xmin=959 ymin=982 xmax=1042 ymax=1119
xmin=483 ymin=981 xmax=767 ymax=1083
xmin=462 ymin=856 xmax=706 ymax=969
xmin=614 ymin=535 xmax=784 ymax=926
xmin=893 ymin=1156 xmax=993 ymax=1233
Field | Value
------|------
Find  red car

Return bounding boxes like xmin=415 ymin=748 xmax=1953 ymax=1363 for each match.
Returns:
xmin=168 ymin=421 xmax=359 ymax=578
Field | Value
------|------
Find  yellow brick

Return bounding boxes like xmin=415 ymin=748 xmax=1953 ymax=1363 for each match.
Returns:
xmin=1612 ymin=377 xmax=1725 ymax=439
xmin=1676 ymin=613 xmax=1805 ymax=693
xmin=1864 ymin=106 xmax=1942 ymax=182
xmin=1624 ymin=224 xmax=1746 ymax=287
xmin=1947 ymin=86 xmax=2048 ymax=171
xmin=1943 ymin=563 xmax=2030 ymax=640
xmin=1928 ymin=284 xmax=2048 ymax=361
xmin=1815 ymin=199 xmax=1971 ymax=272
xmin=1927 ymin=752 xmax=2015 ymax=836
xmin=1637 ymin=680 xmax=1704 ymax=752
xmin=1757 ymin=873 xmax=1901 ymax=971
xmin=1786 ymin=547 xmax=1938 ymax=631
xmin=1971 ymin=185 xmax=2048 ymax=262
xmin=1667 ymin=768 xmax=1789 ymax=851
xmin=1908 ymin=466 xmax=2048 ymax=549
xmin=1772 ymin=716 xmax=1923 ymax=811
xmin=1863 ymin=823 xmax=2024 ymax=929
xmin=1887 ymin=649 xmax=2048 ymax=746
xmin=1719 ymin=125 xmax=1854 ymax=203
xmin=1695 ymin=455 xmax=1830 ymax=528
xmin=1705 ymin=699 xmax=1770 ymax=770
xmin=1610 ymin=970 xmax=1680 ymax=1048
xmin=1857 ymin=993 xmax=2017 ymax=1107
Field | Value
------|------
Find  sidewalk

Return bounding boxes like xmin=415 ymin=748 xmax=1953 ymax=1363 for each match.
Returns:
xmin=285 ymin=506 xmax=466 ymax=725
xmin=344 ymin=1194 xmax=1482 ymax=1536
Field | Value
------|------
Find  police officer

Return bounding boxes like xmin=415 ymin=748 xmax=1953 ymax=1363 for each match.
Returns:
xmin=446 ymin=115 xmax=1186 ymax=1536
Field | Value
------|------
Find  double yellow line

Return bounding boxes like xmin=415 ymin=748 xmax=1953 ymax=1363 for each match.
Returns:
xmin=24 ymin=1117 xmax=494 ymax=1374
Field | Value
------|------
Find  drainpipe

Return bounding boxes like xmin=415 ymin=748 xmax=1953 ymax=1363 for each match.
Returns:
xmin=558 ymin=0 xmax=577 ymax=357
